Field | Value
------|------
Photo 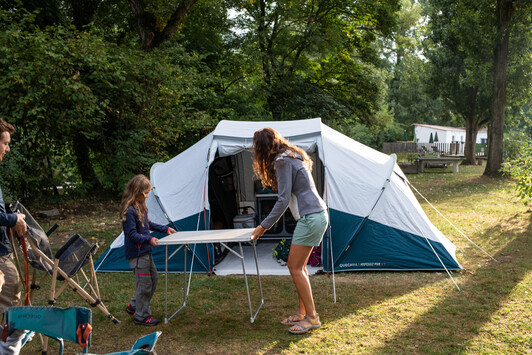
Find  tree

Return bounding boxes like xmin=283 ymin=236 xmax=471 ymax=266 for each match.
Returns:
xmin=484 ymin=0 xmax=523 ymax=176
xmin=423 ymin=0 xmax=532 ymax=174
xmin=385 ymin=0 xmax=449 ymax=137
xmin=0 ymin=8 xmax=222 ymax=199
xmin=422 ymin=0 xmax=493 ymax=165
xmin=231 ymin=0 xmax=399 ymax=129
xmin=128 ymin=0 xmax=199 ymax=50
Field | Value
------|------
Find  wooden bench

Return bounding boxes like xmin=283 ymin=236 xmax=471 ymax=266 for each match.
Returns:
xmin=417 ymin=156 xmax=465 ymax=173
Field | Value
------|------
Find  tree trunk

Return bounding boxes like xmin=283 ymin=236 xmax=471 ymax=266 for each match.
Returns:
xmin=463 ymin=119 xmax=479 ymax=165
xmin=484 ymin=0 xmax=515 ymax=177
xmin=73 ymin=133 xmax=102 ymax=191
xmin=462 ymin=87 xmax=480 ymax=165
xmin=128 ymin=0 xmax=198 ymax=51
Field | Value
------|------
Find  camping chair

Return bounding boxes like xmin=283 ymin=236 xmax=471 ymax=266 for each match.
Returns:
xmin=3 ymin=306 xmax=92 ymax=355
xmin=6 ymin=202 xmax=56 ymax=306
xmin=9 ymin=202 xmax=120 ymax=325
xmin=104 ymin=331 xmax=162 ymax=355
xmin=4 ymin=306 xmax=161 ymax=355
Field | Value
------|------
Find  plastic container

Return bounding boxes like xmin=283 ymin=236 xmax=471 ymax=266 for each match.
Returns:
xmin=233 ymin=207 xmax=256 ymax=229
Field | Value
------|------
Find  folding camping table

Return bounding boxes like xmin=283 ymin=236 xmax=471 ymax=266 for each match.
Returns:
xmin=157 ymin=228 xmax=264 ymax=324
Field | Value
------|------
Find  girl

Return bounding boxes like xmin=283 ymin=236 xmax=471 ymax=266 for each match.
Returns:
xmin=120 ymin=174 xmax=176 ymax=326
xmin=251 ymin=128 xmax=328 ymax=334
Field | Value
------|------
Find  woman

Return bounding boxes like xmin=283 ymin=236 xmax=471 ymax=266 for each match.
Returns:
xmin=251 ymin=128 xmax=328 ymax=334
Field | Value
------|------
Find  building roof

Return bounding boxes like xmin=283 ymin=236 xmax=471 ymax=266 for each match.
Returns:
xmin=413 ymin=123 xmax=487 ymax=133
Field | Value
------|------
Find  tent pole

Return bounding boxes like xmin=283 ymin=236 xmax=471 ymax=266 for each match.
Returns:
xmin=94 ymin=248 xmax=111 ymax=272
xmin=318 ymin=130 xmax=336 ymax=303
xmin=325 ymin=171 xmax=336 ymax=303
xmin=333 ymin=155 xmax=397 ymax=268
xmin=333 ymin=181 xmax=389 ymax=268
xmin=153 ymin=187 xmax=211 ymax=273
xmin=405 ymin=178 xmax=498 ymax=263
xmin=328 ymin=225 xmax=336 ymax=303
xmin=317 ymin=146 xmax=336 ymax=302
xmin=202 ymin=169 xmax=213 ymax=275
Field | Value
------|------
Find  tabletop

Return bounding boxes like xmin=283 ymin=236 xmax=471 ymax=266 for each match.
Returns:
xmin=158 ymin=228 xmax=255 ymax=245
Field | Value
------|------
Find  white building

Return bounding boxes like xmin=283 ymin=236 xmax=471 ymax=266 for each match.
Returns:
xmin=413 ymin=124 xmax=487 ymax=144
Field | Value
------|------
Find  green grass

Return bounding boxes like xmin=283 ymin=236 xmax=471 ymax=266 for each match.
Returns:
xmin=19 ymin=165 xmax=531 ymax=354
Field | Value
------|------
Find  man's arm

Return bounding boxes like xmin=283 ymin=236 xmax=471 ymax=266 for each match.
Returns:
xmin=0 ymin=212 xmax=17 ymax=227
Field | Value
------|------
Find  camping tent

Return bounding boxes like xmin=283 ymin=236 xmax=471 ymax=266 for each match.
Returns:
xmin=95 ymin=118 xmax=461 ymax=273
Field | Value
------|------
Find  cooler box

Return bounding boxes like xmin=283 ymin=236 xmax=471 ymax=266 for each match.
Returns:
xmin=233 ymin=213 xmax=255 ymax=229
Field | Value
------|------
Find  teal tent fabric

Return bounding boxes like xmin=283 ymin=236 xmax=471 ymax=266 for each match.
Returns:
xmin=325 ymin=209 xmax=460 ymax=271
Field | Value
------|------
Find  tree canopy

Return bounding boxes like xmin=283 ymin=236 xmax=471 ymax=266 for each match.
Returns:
xmin=0 ymin=0 xmax=531 ymax=202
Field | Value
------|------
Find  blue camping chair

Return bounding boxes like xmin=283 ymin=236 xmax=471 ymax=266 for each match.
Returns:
xmin=3 ymin=306 xmax=92 ymax=354
xmin=103 ymin=331 xmax=162 ymax=355
xmin=3 ymin=306 xmax=161 ymax=355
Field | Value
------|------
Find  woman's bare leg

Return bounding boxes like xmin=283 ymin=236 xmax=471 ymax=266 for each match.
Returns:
xmin=287 ymin=244 xmax=316 ymax=318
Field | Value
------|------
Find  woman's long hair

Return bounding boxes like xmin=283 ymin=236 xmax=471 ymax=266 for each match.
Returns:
xmin=120 ymin=174 xmax=152 ymax=226
xmin=252 ymin=128 xmax=312 ymax=190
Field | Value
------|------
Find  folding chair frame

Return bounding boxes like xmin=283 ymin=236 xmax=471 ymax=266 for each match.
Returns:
xmin=22 ymin=234 xmax=120 ymax=325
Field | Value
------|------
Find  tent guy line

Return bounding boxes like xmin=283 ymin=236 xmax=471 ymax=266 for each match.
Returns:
xmin=404 ymin=176 xmax=498 ymax=263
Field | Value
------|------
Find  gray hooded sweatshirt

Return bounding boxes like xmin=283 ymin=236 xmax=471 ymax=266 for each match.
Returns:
xmin=260 ymin=152 xmax=327 ymax=230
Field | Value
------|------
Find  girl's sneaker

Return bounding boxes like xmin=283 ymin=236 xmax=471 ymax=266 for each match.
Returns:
xmin=125 ymin=303 xmax=135 ymax=315
xmin=134 ymin=316 xmax=160 ymax=326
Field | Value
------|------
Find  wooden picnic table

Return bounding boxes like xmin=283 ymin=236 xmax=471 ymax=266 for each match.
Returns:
xmin=417 ymin=156 xmax=464 ymax=173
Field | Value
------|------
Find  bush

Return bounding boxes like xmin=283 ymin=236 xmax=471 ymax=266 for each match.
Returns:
xmin=502 ymin=135 xmax=532 ymax=205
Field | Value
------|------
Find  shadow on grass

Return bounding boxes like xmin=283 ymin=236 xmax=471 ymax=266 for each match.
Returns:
xmin=96 ymin=267 xmax=448 ymax=354
xmin=372 ymin=215 xmax=531 ymax=354
xmin=247 ymin=269 xmax=451 ymax=354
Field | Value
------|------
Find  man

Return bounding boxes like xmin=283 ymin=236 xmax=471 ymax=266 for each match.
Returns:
xmin=0 ymin=118 xmax=30 ymax=354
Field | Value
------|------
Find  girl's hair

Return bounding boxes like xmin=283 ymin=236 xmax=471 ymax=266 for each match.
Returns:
xmin=120 ymin=174 xmax=152 ymax=226
xmin=252 ymin=128 xmax=312 ymax=190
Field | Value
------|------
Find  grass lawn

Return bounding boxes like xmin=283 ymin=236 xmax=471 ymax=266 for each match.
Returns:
xmin=18 ymin=165 xmax=531 ymax=354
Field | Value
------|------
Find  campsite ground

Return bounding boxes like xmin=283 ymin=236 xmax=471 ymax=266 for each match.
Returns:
xmin=21 ymin=165 xmax=531 ymax=354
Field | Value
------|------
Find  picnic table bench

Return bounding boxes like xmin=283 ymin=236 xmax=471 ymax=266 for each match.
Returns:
xmin=417 ymin=156 xmax=464 ymax=173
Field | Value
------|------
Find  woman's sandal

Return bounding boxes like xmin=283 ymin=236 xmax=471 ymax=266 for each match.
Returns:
xmin=280 ymin=312 xmax=305 ymax=325
xmin=288 ymin=315 xmax=321 ymax=334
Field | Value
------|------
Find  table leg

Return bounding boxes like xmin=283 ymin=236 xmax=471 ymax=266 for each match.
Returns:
xmin=452 ymin=162 xmax=459 ymax=173
xmin=251 ymin=241 xmax=264 ymax=322
xmin=164 ymin=244 xmax=188 ymax=324
xmin=237 ymin=242 xmax=264 ymax=323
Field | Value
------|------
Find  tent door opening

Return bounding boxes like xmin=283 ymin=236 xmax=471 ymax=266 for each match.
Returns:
xmin=210 ymin=149 xmax=324 ymax=241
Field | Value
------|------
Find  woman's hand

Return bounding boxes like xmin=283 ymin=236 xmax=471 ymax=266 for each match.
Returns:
xmin=167 ymin=227 xmax=177 ymax=234
xmin=251 ymin=225 xmax=266 ymax=241
xmin=151 ymin=237 xmax=159 ymax=247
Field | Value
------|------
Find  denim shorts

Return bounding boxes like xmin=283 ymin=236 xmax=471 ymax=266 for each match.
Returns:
xmin=291 ymin=211 xmax=329 ymax=247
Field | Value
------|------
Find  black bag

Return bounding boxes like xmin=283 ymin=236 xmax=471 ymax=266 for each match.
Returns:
xmin=273 ymin=239 xmax=291 ymax=262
